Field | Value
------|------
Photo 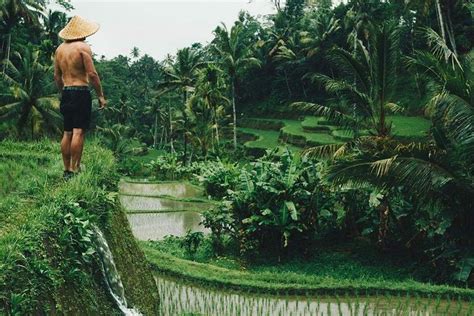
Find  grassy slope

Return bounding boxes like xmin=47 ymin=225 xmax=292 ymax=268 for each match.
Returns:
xmin=388 ymin=116 xmax=431 ymax=138
xmin=142 ymin=239 xmax=474 ymax=300
xmin=281 ymin=119 xmax=341 ymax=145
xmin=239 ymin=116 xmax=431 ymax=150
xmin=0 ymin=140 xmax=158 ymax=315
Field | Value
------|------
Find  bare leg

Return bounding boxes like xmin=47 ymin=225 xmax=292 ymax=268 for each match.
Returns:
xmin=71 ymin=128 xmax=85 ymax=172
xmin=61 ymin=132 xmax=73 ymax=171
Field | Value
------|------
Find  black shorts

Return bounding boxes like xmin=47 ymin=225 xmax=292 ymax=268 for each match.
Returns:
xmin=60 ymin=86 xmax=92 ymax=132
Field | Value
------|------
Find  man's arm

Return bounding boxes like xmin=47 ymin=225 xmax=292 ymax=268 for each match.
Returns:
xmin=54 ymin=50 xmax=64 ymax=92
xmin=81 ymin=45 xmax=106 ymax=108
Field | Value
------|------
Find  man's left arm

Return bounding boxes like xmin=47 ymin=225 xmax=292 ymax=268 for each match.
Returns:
xmin=54 ymin=51 xmax=64 ymax=92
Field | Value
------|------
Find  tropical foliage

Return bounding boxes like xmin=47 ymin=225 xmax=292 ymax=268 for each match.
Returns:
xmin=1 ymin=0 xmax=473 ymax=288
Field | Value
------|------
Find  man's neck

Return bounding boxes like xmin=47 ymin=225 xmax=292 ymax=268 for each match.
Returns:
xmin=65 ymin=38 xmax=85 ymax=43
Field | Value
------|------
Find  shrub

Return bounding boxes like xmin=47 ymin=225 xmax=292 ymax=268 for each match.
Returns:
xmin=202 ymin=149 xmax=344 ymax=259
xmin=196 ymin=159 xmax=240 ymax=198
xmin=181 ymin=231 xmax=205 ymax=259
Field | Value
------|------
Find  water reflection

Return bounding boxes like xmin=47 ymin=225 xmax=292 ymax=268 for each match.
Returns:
xmin=127 ymin=211 xmax=209 ymax=241
xmin=119 ymin=181 xmax=203 ymax=198
xmin=119 ymin=195 xmax=212 ymax=212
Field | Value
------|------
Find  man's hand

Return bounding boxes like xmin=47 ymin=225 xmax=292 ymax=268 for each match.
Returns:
xmin=99 ymin=96 xmax=107 ymax=109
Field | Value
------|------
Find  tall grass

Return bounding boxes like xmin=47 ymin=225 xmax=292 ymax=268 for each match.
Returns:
xmin=0 ymin=139 xmax=120 ymax=314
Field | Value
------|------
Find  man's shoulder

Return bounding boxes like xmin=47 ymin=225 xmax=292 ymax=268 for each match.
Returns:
xmin=55 ymin=43 xmax=65 ymax=54
xmin=76 ymin=41 xmax=92 ymax=54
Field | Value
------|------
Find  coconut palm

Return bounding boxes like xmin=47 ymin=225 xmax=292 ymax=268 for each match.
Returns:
xmin=293 ymin=21 xmax=402 ymax=143
xmin=310 ymin=30 xmax=473 ymax=258
xmin=130 ymin=46 xmax=140 ymax=60
xmin=41 ymin=10 xmax=67 ymax=57
xmin=0 ymin=49 xmax=61 ymax=138
xmin=186 ymin=64 xmax=229 ymax=155
xmin=211 ymin=23 xmax=261 ymax=150
xmin=156 ymin=47 xmax=204 ymax=161
xmin=0 ymin=0 xmax=44 ymax=72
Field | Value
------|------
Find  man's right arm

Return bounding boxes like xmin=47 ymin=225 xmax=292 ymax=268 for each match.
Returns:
xmin=81 ymin=45 xmax=106 ymax=108
xmin=54 ymin=50 xmax=64 ymax=92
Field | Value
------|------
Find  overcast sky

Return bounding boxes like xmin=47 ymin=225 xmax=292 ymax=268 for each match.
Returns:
xmin=53 ymin=1 xmax=279 ymax=61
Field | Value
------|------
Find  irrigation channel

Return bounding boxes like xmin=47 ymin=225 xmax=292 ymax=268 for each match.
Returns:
xmin=119 ymin=180 xmax=474 ymax=315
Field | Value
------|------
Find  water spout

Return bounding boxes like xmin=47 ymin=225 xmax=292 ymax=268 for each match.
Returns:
xmin=93 ymin=225 xmax=142 ymax=316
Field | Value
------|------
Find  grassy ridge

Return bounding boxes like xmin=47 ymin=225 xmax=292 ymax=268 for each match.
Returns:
xmin=238 ymin=116 xmax=431 ymax=151
xmin=142 ymin=241 xmax=474 ymax=300
xmin=0 ymin=140 xmax=158 ymax=315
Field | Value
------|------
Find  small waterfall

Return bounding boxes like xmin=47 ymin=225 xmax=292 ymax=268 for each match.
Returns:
xmin=92 ymin=225 xmax=143 ymax=316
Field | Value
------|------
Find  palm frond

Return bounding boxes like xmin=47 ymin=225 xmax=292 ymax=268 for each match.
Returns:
xmin=424 ymin=27 xmax=462 ymax=70
xmin=292 ymin=102 xmax=359 ymax=129
xmin=302 ymin=143 xmax=346 ymax=159
xmin=331 ymin=47 xmax=370 ymax=93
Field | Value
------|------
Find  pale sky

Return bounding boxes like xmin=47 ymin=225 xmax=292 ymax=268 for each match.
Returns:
xmin=53 ymin=1 xmax=279 ymax=60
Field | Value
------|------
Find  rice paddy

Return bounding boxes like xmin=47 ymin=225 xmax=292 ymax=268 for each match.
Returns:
xmin=238 ymin=116 xmax=431 ymax=152
xmin=156 ymin=275 xmax=474 ymax=316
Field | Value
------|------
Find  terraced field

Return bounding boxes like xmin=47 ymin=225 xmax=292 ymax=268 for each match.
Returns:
xmin=238 ymin=115 xmax=431 ymax=154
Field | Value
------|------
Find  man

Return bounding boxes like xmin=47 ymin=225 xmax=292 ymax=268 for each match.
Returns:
xmin=54 ymin=16 xmax=107 ymax=180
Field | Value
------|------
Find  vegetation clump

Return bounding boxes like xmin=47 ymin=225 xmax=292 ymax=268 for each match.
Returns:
xmin=0 ymin=140 xmax=158 ymax=315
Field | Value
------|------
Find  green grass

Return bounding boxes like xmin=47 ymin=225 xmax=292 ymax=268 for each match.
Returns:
xmin=281 ymin=119 xmax=341 ymax=145
xmin=238 ymin=127 xmax=300 ymax=152
xmin=239 ymin=127 xmax=281 ymax=148
xmin=0 ymin=140 xmax=158 ymax=315
xmin=129 ymin=148 xmax=164 ymax=163
xmin=388 ymin=116 xmax=431 ymax=138
xmin=240 ymin=115 xmax=431 ymax=151
xmin=142 ymin=239 xmax=474 ymax=299
xmin=301 ymin=116 xmax=334 ymax=131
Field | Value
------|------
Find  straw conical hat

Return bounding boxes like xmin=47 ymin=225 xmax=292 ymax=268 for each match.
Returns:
xmin=59 ymin=16 xmax=100 ymax=41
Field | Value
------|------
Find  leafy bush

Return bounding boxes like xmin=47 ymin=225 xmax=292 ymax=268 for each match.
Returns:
xmin=202 ymin=149 xmax=346 ymax=259
xmin=181 ymin=231 xmax=205 ymax=259
xmin=147 ymin=154 xmax=202 ymax=180
xmin=196 ymin=159 xmax=240 ymax=198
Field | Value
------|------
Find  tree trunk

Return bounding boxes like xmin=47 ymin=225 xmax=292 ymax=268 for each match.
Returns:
xmin=183 ymin=90 xmax=188 ymax=164
xmin=301 ymin=80 xmax=307 ymax=98
xmin=153 ymin=111 xmax=158 ymax=148
xmin=168 ymin=99 xmax=175 ymax=154
xmin=213 ymin=106 xmax=220 ymax=152
xmin=2 ymin=33 xmax=11 ymax=74
xmin=445 ymin=2 xmax=458 ymax=57
xmin=378 ymin=198 xmax=390 ymax=249
xmin=435 ymin=0 xmax=447 ymax=54
xmin=215 ymin=118 xmax=220 ymax=149
xmin=232 ymin=78 xmax=237 ymax=150
xmin=159 ymin=125 xmax=165 ymax=149
xmin=284 ymin=69 xmax=292 ymax=98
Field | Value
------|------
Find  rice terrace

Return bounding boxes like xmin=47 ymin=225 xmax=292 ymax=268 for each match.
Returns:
xmin=1 ymin=0 xmax=473 ymax=315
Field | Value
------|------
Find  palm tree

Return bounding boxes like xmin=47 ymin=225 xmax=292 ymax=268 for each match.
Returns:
xmin=130 ymin=46 xmax=140 ymax=60
xmin=41 ymin=10 xmax=67 ymax=57
xmin=97 ymin=124 xmax=140 ymax=159
xmin=0 ymin=49 xmax=61 ymax=138
xmin=211 ymin=23 xmax=261 ymax=150
xmin=293 ymin=21 xmax=402 ymax=142
xmin=156 ymin=47 xmax=203 ymax=161
xmin=310 ymin=29 xmax=473 ymax=258
xmin=0 ymin=0 xmax=44 ymax=72
xmin=187 ymin=64 xmax=229 ymax=155
xmin=406 ymin=0 xmax=467 ymax=57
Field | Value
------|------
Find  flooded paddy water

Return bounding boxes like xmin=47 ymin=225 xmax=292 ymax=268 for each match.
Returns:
xmin=155 ymin=275 xmax=473 ymax=316
xmin=119 ymin=180 xmax=211 ymax=240
xmin=119 ymin=179 xmax=473 ymax=315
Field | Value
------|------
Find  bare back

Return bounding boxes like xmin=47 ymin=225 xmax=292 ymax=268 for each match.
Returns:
xmin=55 ymin=41 xmax=91 ymax=86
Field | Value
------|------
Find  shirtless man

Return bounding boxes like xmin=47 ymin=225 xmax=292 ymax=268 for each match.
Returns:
xmin=54 ymin=16 xmax=106 ymax=179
